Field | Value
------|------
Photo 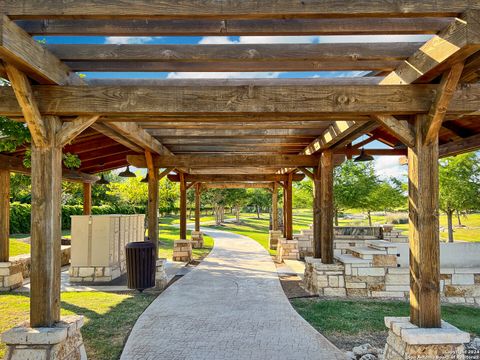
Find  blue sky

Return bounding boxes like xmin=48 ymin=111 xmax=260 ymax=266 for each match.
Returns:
xmin=39 ymin=33 xmax=430 ymax=178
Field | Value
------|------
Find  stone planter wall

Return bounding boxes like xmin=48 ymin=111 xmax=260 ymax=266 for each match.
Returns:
xmin=190 ymin=231 xmax=204 ymax=249
xmin=155 ymin=258 xmax=168 ymax=290
xmin=0 ymin=246 xmax=71 ymax=291
xmin=173 ymin=240 xmax=192 ymax=262
xmin=268 ymin=230 xmax=282 ymax=250
xmin=276 ymin=238 xmax=299 ymax=262
xmin=304 ymin=240 xmax=480 ymax=305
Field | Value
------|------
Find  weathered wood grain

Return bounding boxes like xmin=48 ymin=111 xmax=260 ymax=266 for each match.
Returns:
xmin=83 ymin=183 xmax=92 ymax=215
xmin=439 ymin=133 xmax=480 ymax=157
xmin=320 ymin=149 xmax=334 ymax=264
xmin=90 ymin=123 xmax=144 ymax=153
xmin=313 ymin=165 xmax=321 ymax=259
xmin=371 ymin=114 xmax=415 ymax=147
xmin=194 ymin=183 xmax=201 ymax=232
xmin=56 ymin=115 xmax=100 ymax=147
xmin=408 ymin=114 xmax=441 ymax=328
xmin=272 ymin=182 xmax=278 ymax=231
xmin=4 ymin=1 xmax=474 ymax=19
xmin=0 ymin=169 xmax=9 ymax=262
xmin=167 ymin=174 xmax=304 ymax=182
xmin=179 ymin=173 xmax=187 ymax=240
xmin=285 ymin=174 xmax=293 ymax=240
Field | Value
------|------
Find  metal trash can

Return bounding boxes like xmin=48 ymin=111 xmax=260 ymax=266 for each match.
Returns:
xmin=125 ymin=242 xmax=156 ymax=291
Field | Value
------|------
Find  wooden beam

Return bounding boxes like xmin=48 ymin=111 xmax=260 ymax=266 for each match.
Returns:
xmin=56 ymin=115 xmax=100 ymax=147
xmin=147 ymin=162 xmax=159 ymax=252
xmin=313 ymin=166 xmax=321 ymax=259
xmin=30 ymin=116 xmax=62 ymax=327
xmin=424 ymin=62 xmax=465 ymax=145
xmin=0 ymin=169 xmax=9 ymax=262
xmin=107 ymin=122 xmax=172 ymax=156
xmin=203 ymin=182 xmax=274 ymax=189
xmin=298 ymin=167 xmax=315 ymax=180
xmin=3 ymin=83 xmax=478 ymax=116
xmin=128 ymin=154 xmax=320 ymax=168
xmin=272 ymin=182 xmax=278 ymax=232
xmin=285 ymin=174 xmax=293 ymax=240
xmin=83 ymin=182 xmax=92 ymax=215
xmin=371 ymin=114 xmax=415 ymax=147
xmin=179 ymin=173 xmax=187 ymax=240
xmin=439 ymin=133 xmax=480 ymax=157
xmin=380 ymin=11 xmax=480 ymax=84
xmin=4 ymin=64 xmax=48 ymax=147
xmin=0 ymin=154 xmax=100 ymax=183
xmin=5 ymin=1 xmax=475 ymax=19
xmin=0 ymin=16 xmax=80 ymax=85
xmin=195 ymin=182 xmax=201 ymax=232
xmin=320 ymin=149 xmax=334 ymax=264
xmin=167 ymin=173 xmax=305 ymax=182
xmin=408 ymin=114 xmax=441 ymax=328
xmin=149 ymin=128 xmax=327 ymax=137
xmin=90 ymin=123 xmax=144 ymax=153
xmin=159 ymin=167 xmax=174 ymax=180
xmin=16 ymin=18 xmax=452 ymax=36
xmin=337 ymin=148 xmax=408 ymax=156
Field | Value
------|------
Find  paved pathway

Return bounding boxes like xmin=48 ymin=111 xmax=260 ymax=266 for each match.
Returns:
xmin=121 ymin=228 xmax=345 ymax=360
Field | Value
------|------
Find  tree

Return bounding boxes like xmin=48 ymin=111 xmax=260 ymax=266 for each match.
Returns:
xmin=225 ymin=189 xmax=248 ymax=223
xmin=333 ymin=160 xmax=378 ymax=225
xmin=106 ymin=171 xmax=148 ymax=209
xmin=293 ymin=180 xmax=313 ymax=209
xmin=247 ymin=188 xmax=271 ymax=219
xmin=439 ymin=153 xmax=480 ymax=242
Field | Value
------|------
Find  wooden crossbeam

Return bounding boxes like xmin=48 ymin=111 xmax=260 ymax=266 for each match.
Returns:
xmin=439 ymin=133 xmax=480 ymax=157
xmin=56 ymin=115 xmax=100 ymax=147
xmin=203 ymin=182 xmax=274 ymax=189
xmin=148 ymin=128 xmax=327 ymax=137
xmin=380 ymin=11 xmax=480 ymax=84
xmin=90 ymin=123 xmax=144 ymax=153
xmin=4 ymin=1 xmax=475 ymax=19
xmin=424 ymin=62 xmax=465 ymax=144
xmin=128 ymin=154 xmax=320 ymax=168
xmin=0 ymin=154 xmax=100 ymax=183
xmin=4 ymin=64 xmax=48 ymax=147
xmin=0 ymin=16 xmax=80 ymax=85
xmin=298 ymin=167 xmax=315 ymax=180
xmin=2 ymin=84 xmax=477 ymax=116
xmin=47 ymin=43 xmax=421 ymax=72
xmin=167 ymin=174 xmax=304 ymax=182
xmin=371 ymin=114 xmax=415 ymax=147
xmin=140 ymin=120 xmax=358 ymax=129
xmin=16 ymin=18 xmax=452 ymax=36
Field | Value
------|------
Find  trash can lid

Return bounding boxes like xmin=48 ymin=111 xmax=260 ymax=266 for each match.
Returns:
xmin=126 ymin=241 xmax=156 ymax=249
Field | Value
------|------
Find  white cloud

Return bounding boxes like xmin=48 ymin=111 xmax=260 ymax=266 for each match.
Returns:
xmin=166 ymin=72 xmax=282 ymax=79
xmin=237 ymin=36 xmax=320 ymax=44
xmin=199 ymin=36 xmax=236 ymax=44
xmin=374 ymin=156 xmax=407 ymax=179
xmin=317 ymin=35 xmax=433 ymax=43
xmin=105 ymin=36 xmax=155 ymax=44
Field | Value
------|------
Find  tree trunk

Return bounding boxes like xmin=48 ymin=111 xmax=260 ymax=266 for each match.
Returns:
xmin=235 ymin=205 xmax=240 ymax=223
xmin=367 ymin=210 xmax=372 ymax=227
xmin=447 ymin=210 xmax=454 ymax=243
xmin=256 ymin=205 xmax=260 ymax=219
xmin=456 ymin=210 xmax=462 ymax=226
xmin=334 ymin=208 xmax=339 ymax=226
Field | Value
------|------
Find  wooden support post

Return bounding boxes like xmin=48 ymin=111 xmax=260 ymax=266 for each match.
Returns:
xmin=147 ymin=169 xmax=159 ymax=252
xmin=282 ymin=185 xmax=287 ymax=237
xmin=195 ymin=182 xmax=201 ymax=232
xmin=408 ymin=114 xmax=441 ymax=328
xmin=0 ymin=169 xmax=10 ymax=262
xmin=179 ymin=172 xmax=187 ymax=239
xmin=285 ymin=173 xmax=293 ymax=240
xmin=313 ymin=167 xmax=321 ymax=259
xmin=30 ymin=116 xmax=62 ymax=327
xmin=82 ymin=182 xmax=92 ymax=215
xmin=272 ymin=182 xmax=278 ymax=231
xmin=320 ymin=149 xmax=334 ymax=264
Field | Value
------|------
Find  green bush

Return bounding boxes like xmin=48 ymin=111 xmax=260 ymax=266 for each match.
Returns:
xmin=10 ymin=203 xmax=147 ymax=234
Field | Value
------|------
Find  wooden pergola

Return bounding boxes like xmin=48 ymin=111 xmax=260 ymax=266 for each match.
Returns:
xmin=0 ymin=1 xmax=480 ymax=334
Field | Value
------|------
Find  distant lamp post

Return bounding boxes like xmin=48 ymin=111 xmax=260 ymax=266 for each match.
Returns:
xmin=119 ymin=166 xmax=136 ymax=178
xmin=353 ymin=148 xmax=374 ymax=162
xmin=96 ymin=173 xmax=110 ymax=185
xmin=140 ymin=172 xmax=149 ymax=183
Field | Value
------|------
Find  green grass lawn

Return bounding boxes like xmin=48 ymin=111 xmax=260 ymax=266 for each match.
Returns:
xmin=0 ymin=292 xmax=157 ymax=360
xmin=8 ymin=238 xmax=30 ymax=257
xmin=292 ymin=298 xmax=480 ymax=349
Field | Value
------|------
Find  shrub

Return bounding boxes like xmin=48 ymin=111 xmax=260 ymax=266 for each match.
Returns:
xmin=385 ymin=212 xmax=409 ymax=225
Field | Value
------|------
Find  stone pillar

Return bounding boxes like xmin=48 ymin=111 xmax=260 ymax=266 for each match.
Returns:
xmin=2 ymin=315 xmax=87 ymax=360
xmin=30 ymin=116 xmax=62 ymax=327
xmin=82 ymin=182 xmax=92 ymax=216
xmin=155 ymin=258 xmax=168 ymax=290
xmin=172 ymin=240 xmax=192 ymax=262
xmin=0 ymin=169 xmax=10 ymax=262
xmin=384 ymin=317 xmax=469 ymax=360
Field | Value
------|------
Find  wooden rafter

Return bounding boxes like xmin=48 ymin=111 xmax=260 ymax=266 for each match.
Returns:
xmin=56 ymin=115 xmax=100 ymax=147
xmin=370 ymin=114 xmax=415 ymax=148
xmin=424 ymin=62 xmax=465 ymax=144
xmin=203 ymin=182 xmax=274 ymax=189
xmin=439 ymin=133 xmax=480 ymax=157
xmin=4 ymin=1 xmax=476 ymax=19
xmin=167 ymin=174 xmax=305 ymax=182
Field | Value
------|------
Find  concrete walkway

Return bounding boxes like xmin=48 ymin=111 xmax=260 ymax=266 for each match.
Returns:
xmin=121 ymin=228 xmax=344 ymax=360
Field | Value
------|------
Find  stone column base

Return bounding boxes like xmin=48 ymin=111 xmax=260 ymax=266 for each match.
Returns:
xmin=172 ymin=240 xmax=192 ymax=262
xmin=268 ymin=230 xmax=282 ymax=250
xmin=276 ymin=238 xmax=299 ymax=262
xmin=155 ymin=258 xmax=168 ymax=290
xmin=190 ymin=231 xmax=204 ymax=249
xmin=1 ymin=315 xmax=87 ymax=360
xmin=69 ymin=265 xmax=121 ymax=283
xmin=0 ymin=262 xmax=24 ymax=291
xmin=384 ymin=317 xmax=470 ymax=360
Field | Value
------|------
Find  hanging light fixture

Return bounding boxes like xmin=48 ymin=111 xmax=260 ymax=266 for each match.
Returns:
xmin=353 ymin=148 xmax=374 ymax=162
xmin=96 ymin=173 xmax=110 ymax=185
xmin=140 ymin=172 xmax=149 ymax=183
xmin=119 ymin=166 xmax=136 ymax=178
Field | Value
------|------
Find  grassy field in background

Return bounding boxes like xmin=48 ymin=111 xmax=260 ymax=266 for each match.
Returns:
xmin=0 ymin=292 xmax=157 ymax=360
